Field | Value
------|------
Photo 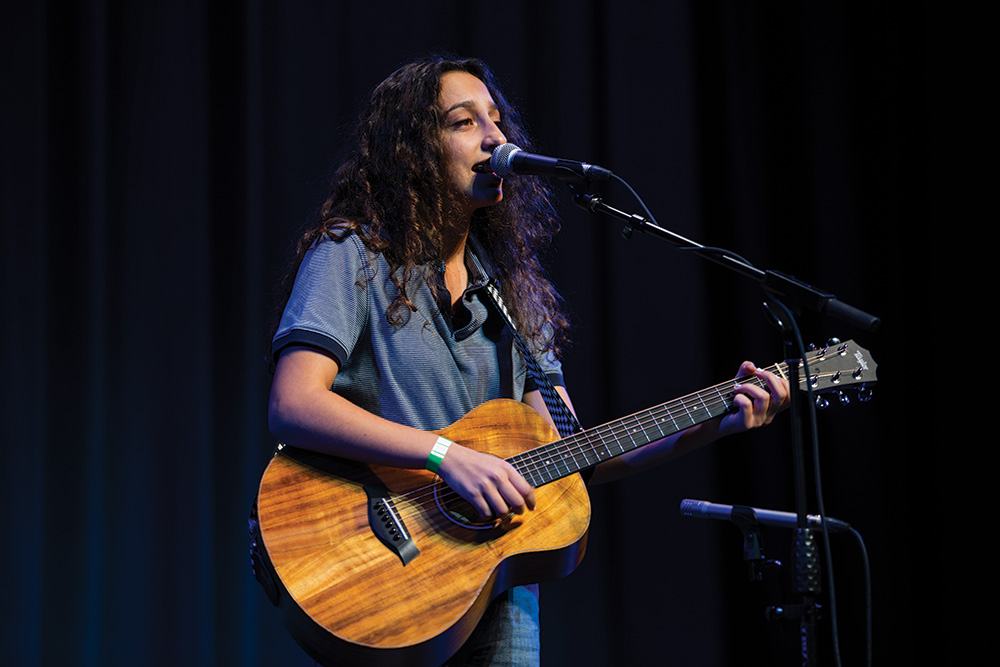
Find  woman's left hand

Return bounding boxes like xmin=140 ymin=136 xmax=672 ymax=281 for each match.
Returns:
xmin=718 ymin=361 xmax=790 ymax=436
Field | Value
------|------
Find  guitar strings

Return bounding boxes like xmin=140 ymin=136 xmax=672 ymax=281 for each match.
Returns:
xmin=386 ymin=345 xmax=846 ymax=518
xmin=506 ymin=349 xmax=849 ymax=482
xmin=390 ymin=361 xmax=813 ymax=522
xmin=390 ymin=357 xmax=847 ymax=523
xmin=387 ymin=368 xmax=779 ymax=523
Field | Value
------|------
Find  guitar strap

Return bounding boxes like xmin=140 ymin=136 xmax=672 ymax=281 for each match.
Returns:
xmin=468 ymin=234 xmax=582 ymax=439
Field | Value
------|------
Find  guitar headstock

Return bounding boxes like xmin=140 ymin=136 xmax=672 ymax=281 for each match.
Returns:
xmin=797 ymin=339 xmax=877 ymax=408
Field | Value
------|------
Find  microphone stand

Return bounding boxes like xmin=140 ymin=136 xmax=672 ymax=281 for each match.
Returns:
xmin=572 ymin=191 xmax=881 ymax=333
xmin=570 ymin=185 xmax=879 ymax=667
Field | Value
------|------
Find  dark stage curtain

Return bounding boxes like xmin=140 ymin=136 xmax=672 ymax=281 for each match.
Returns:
xmin=2 ymin=1 xmax=951 ymax=665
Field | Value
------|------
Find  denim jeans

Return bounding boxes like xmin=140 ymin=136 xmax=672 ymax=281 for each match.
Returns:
xmin=441 ymin=585 xmax=541 ymax=666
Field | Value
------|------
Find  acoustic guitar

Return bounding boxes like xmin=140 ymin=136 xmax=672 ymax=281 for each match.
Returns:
xmin=251 ymin=340 xmax=876 ymax=666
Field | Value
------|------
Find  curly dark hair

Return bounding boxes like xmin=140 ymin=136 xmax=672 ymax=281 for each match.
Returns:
xmin=279 ymin=55 xmax=569 ymax=355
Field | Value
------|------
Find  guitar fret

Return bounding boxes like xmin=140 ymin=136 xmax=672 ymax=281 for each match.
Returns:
xmin=689 ymin=396 xmax=711 ymax=424
xmin=512 ymin=453 xmax=537 ymax=486
xmin=664 ymin=406 xmax=680 ymax=432
xmin=532 ymin=460 xmax=549 ymax=485
xmin=593 ymin=435 xmax=611 ymax=462
xmin=591 ymin=428 xmax=611 ymax=460
xmin=555 ymin=447 xmax=572 ymax=477
xmin=612 ymin=425 xmax=628 ymax=454
xmin=524 ymin=449 xmax=550 ymax=486
xmin=578 ymin=435 xmax=602 ymax=468
xmin=642 ymin=410 xmax=663 ymax=442
xmin=678 ymin=397 xmax=697 ymax=429
xmin=647 ymin=407 xmax=667 ymax=439
xmin=625 ymin=417 xmax=646 ymax=449
xmin=544 ymin=440 xmax=575 ymax=481
xmin=540 ymin=449 xmax=558 ymax=483
xmin=563 ymin=437 xmax=586 ymax=472
xmin=698 ymin=392 xmax=713 ymax=419
xmin=591 ymin=430 xmax=613 ymax=461
xmin=713 ymin=386 xmax=731 ymax=417
xmin=608 ymin=426 xmax=627 ymax=456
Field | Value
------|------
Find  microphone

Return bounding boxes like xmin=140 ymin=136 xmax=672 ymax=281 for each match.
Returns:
xmin=487 ymin=143 xmax=612 ymax=182
xmin=680 ymin=498 xmax=851 ymax=534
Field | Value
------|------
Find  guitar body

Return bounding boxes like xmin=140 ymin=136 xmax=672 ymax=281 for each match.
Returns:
xmin=255 ymin=399 xmax=591 ymax=667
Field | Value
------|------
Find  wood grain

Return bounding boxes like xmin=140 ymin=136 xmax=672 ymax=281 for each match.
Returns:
xmin=255 ymin=399 xmax=591 ymax=666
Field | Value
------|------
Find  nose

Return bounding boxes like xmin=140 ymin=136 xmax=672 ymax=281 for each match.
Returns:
xmin=484 ymin=119 xmax=506 ymax=150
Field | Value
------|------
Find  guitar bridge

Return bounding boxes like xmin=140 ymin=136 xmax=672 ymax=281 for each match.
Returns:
xmin=365 ymin=485 xmax=420 ymax=566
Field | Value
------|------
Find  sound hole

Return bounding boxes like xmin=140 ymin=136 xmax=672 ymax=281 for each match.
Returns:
xmin=433 ymin=480 xmax=510 ymax=530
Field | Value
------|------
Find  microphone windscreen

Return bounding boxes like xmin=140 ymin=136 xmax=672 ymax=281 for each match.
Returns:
xmin=490 ymin=144 xmax=522 ymax=178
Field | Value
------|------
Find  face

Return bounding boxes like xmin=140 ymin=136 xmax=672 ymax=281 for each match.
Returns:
xmin=438 ymin=70 xmax=508 ymax=217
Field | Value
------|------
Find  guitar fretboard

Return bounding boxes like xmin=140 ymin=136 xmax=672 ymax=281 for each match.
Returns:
xmin=507 ymin=365 xmax=785 ymax=488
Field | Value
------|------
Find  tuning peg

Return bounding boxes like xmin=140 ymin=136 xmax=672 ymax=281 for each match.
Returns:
xmin=857 ymin=385 xmax=874 ymax=402
xmin=827 ymin=337 xmax=842 ymax=347
xmin=807 ymin=342 xmax=818 ymax=351
xmin=838 ymin=391 xmax=850 ymax=406
xmin=815 ymin=395 xmax=830 ymax=410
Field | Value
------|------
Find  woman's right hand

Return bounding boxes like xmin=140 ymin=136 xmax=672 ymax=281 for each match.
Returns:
xmin=435 ymin=443 xmax=536 ymax=520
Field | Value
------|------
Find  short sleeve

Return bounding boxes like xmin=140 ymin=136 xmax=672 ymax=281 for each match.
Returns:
xmin=272 ymin=235 xmax=372 ymax=365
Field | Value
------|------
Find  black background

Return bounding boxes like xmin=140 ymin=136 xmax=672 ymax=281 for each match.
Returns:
xmin=2 ymin=1 xmax=953 ymax=665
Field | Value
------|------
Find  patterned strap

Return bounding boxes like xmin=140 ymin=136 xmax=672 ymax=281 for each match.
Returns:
xmin=484 ymin=282 xmax=582 ymax=438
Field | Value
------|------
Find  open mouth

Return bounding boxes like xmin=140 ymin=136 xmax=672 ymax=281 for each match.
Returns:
xmin=472 ymin=159 xmax=496 ymax=175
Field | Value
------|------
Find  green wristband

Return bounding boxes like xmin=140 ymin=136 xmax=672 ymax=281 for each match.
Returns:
xmin=426 ymin=436 xmax=452 ymax=474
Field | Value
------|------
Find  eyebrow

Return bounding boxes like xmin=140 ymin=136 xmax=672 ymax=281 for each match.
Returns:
xmin=444 ymin=100 xmax=500 ymax=116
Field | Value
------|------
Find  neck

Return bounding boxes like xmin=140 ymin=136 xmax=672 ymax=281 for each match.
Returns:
xmin=439 ymin=219 xmax=470 ymax=270
xmin=439 ymin=222 xmax=470 ymax=307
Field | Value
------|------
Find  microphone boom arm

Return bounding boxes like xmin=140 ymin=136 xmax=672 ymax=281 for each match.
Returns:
xmin=571 ymin=189 xmax=880 ymax=333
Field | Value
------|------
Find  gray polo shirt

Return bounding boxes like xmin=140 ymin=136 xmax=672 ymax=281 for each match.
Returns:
xmin=272 ymin=233 xmax=564 ymax=431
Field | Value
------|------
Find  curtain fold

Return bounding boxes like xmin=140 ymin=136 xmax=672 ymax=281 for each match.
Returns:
xmin=2 ymin=2 xmax=944 ymax=665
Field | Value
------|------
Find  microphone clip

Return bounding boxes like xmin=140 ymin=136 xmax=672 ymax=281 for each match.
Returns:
xmin=730 ymin=505 xmax=782 ymax=582
xmin=571 ymin=190 xmax=651 ymax=240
